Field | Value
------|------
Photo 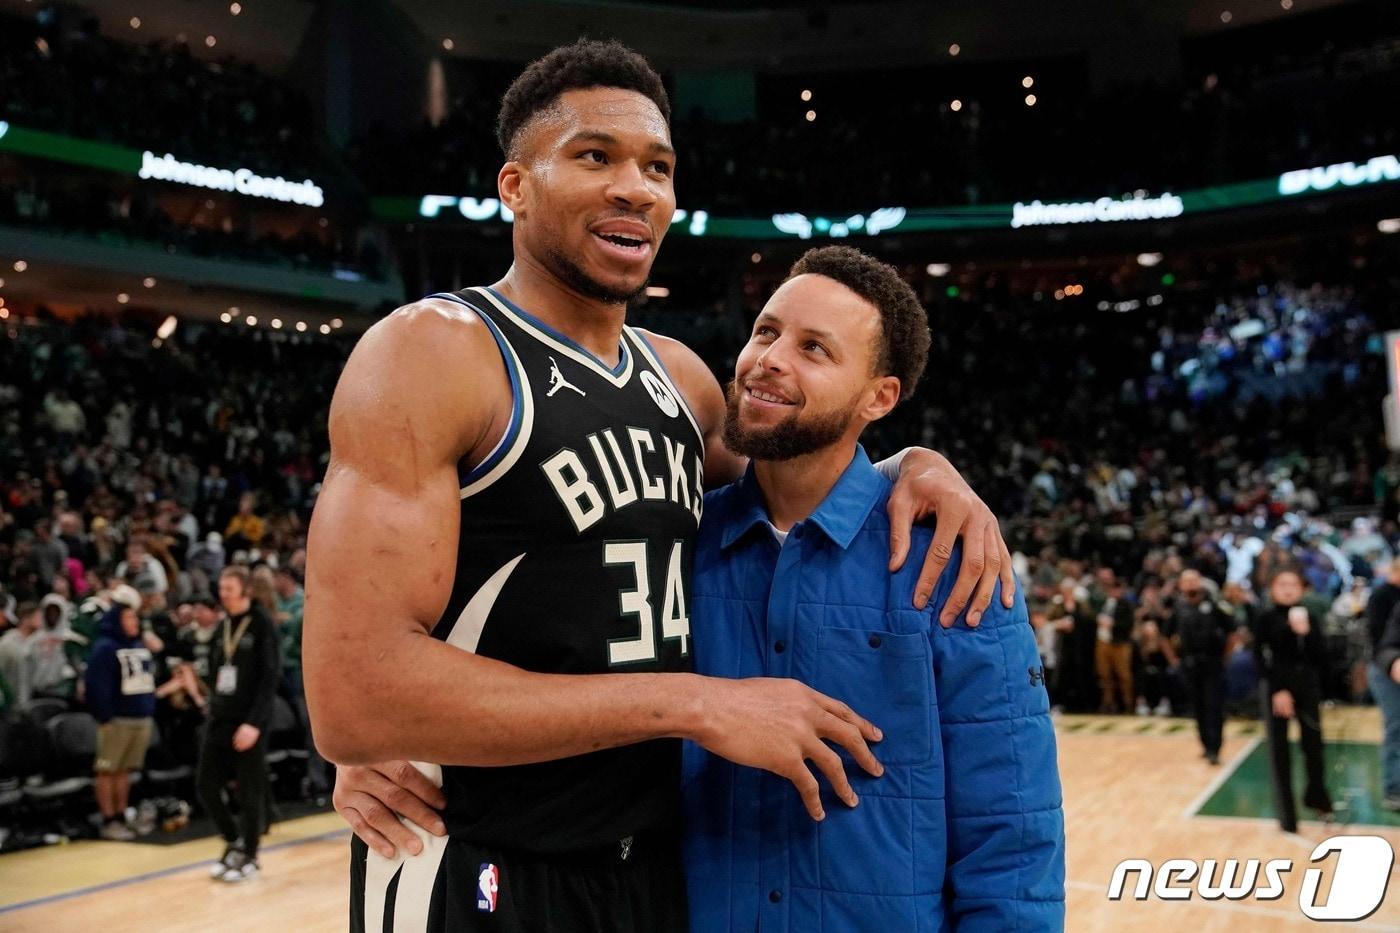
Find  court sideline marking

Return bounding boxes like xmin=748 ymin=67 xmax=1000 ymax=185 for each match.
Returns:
xmin=0 ymin=826 xmax=351 ymax=916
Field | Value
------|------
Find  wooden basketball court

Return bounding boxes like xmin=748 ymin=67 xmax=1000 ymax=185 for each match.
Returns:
xmin=3 ymin=708 xmax=1399 ymax=932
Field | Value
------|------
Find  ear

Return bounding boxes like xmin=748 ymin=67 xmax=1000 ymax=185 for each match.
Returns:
xmin=498 ymin=161 xmax=527 ymax=219
xmin=861 ymin=375 xmax=901 ymax=423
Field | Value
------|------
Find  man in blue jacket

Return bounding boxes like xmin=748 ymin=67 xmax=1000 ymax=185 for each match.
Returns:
xmin=85 ymin=584 xmax=156 ymax=841
xmin=683 ymin=246 xmax=1065 ymax=931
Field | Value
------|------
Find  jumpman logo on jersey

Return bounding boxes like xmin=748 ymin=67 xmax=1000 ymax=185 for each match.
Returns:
xmin=546 ymin=357 xmax=586 ymax=398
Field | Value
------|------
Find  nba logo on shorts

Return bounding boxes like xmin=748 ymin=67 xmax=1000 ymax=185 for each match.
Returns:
xmin=476 ymin=863 xmax=499 ymax=913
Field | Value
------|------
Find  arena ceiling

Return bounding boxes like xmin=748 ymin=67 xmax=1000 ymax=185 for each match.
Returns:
xmin=0 ymin=0 xmax=1363 ymax=73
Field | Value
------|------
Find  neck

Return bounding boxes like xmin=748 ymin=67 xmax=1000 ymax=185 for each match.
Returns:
xmin=492 ymin=256 xmax=627 ymax=365
xmin=752 ymin=442 xmax=858 ymax=531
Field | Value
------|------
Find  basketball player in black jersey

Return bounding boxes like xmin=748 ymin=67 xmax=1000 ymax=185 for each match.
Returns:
xmin=305 ymin=40 xmax=1014 ymax=932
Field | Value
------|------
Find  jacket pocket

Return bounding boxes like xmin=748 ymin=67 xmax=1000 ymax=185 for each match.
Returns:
xmin=814 ymin=626 xmax=932 ymax=766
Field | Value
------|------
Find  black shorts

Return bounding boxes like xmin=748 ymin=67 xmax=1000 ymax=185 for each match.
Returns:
xmin=350 ymin=831 xmax=687 ymax=932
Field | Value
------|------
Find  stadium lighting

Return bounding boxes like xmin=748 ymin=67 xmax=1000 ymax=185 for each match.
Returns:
xmin=205 ymin=35 xmax=217 ymax=48
xmin=805 ymin=110 xmax=816 ymax=122
xmin=129 ymin=16 xmax=140 ymax=29
xmin=116 ymin=293 xmax=130 ymax=305
xmin=245 ymin=315 xmax=258 ymax=326
xmin=1025 ymin=94 xmax=1037 ymax=107
xmin=143 ymin=277 xmax=156 ymax=288
xmin=319 ymin=324 xmax=331 ymax=335
xmin=271 ymin=318 xmax=283 ymax=329
xmin=230 ymin=2 xmax=242 ymax=14
xmin=295 ymin=321 xmax=307 ymax=332
xmin=950 ymin=99 xmax=962 ymax=112
xmin=1379 ymin=218 xmax=1400 ymax=234
xmin=219 ymin=312 xmax=232 ymax=323
xmin=948 ymin=43 xmax=960 ymax=56
xmin=1022 ymin=76 xmax=1034 ymax=89
xmin=12 ymin=261 xmax=26 ymax=272
xmin=157 ymin=316 xmax=178 ymax=340
xmin=1136 ymin=252 xmax=1164 ymax=267
xmin=442 ymin=38 xmax=454 ymax=51
xmin=645 ymin=286 xmax=670 ymax=298
xmin=801 ymin=90 xmax=812 ymax=102
xmin=926 ymin=263 xmax=951 ymax=277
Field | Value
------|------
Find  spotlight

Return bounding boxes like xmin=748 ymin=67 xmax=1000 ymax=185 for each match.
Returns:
xmin=130 ymin=16 xmax=141 ymax=29
xmin=331 ymin=318 xmax=344 ymax=329
xmin=950 ymin=99 xmax=962 ymax=112
xmin=319 ymin=324 xmax=331 ymax=335
xmin=805 ymin=110 xmax=816 ymax=122
xmin=1136 ymin=252 xmax=1164 ymax=267
xmin=442 ymin=38 xmax=454 ymax=51
xmin=205 ymin=35 xmax=217 ymax=48
xmin=801 ymin=89 xmax=812 ymax=102
xmin=1022 ymin=76 xmax=1034 ymax=89
xmin=271 ymin=318 xmax=283 ymax=329
xmin=157 ymin=316 xmax=178 ymax=340
xmin=1378 ymin=219 xmax=1400 ymax=234
xmin=230 ymin=2 xmax=242 ymax=13
xmin=117 ymin=293 xmax=130 ymax=305
xmin=13 ymin=260 xmax=27 ymax=272
xmin=1220 ymin=10 xmax=1232 ymax=23
xmin=220 ymin=312 xmax=232 ymax=323
xmin=1281 ymin=0 xmax=1293 ymax=8
xmin=926 ymin=263 xmax=951 ymax=277
xmin=295 ymin=321 xmax=307 ymax=332
xmin=1025 ymin=94 xmax=1037 ymax=107
xmin=948 ymin=43 xmax=960 ymax=56
xmin=143 ymin=277 xmax=156 ymax=288
xmin=245 ymin=315 xmax=257 ymax=326
xmin=751 ymin=252 xmax=762 ymax=264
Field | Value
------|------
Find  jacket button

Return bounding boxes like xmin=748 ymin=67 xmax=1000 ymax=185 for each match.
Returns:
xmin=868 ymin=634 xmax=882 ymax=648
xmin=769 ymin=890 xmax=782 ymax=903
xmin=774 ymin=640 xmax=786 ymax=654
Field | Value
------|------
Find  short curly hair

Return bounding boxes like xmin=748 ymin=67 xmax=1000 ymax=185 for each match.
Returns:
xmin=785 ymin=246 xmax=930 ymax=403
xmin=496 ymin=39 xmax=671 ymax=159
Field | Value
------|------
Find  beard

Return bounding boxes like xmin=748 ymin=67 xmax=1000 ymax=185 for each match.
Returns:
xmin=722 ymin=379 xmax=856 ymax=461
xmin=540 ymin=238 xmax=649 ymax=306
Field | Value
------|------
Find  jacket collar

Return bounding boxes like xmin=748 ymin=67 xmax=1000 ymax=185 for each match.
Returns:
xmin=719 ymin=445 xmax=885 ymax=552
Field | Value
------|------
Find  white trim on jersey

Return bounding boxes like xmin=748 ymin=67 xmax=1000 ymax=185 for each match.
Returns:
xmin=623 ymin=326 xmax=706 ymax=451
xmin=361 ymin=762 xmax=447 ymax=933
xmin=443 ymin=553 xmax=525 ymax=653
xmin=459 ymin=312 xmax=536 ymax=500
xmin=468 ymin=286 xmax=635 ymax=389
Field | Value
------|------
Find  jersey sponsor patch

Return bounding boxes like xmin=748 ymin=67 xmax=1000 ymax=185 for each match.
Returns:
xmin=639 ymin=370 xmax=680 ymax=418
xmin=476 ymin=862 xmax=499 ymax=913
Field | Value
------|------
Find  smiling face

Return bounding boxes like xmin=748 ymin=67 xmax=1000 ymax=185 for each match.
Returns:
xmin=501 ymin=87 xmax=675 ymax=305
xmin=723 ymin=274 xmax=900 ymax=461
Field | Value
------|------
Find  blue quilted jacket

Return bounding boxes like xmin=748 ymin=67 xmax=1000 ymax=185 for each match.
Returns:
xmin=682 ymin=447 xmax=1065 ymax=931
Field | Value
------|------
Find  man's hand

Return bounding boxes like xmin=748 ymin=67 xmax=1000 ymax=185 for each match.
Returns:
xmin=334 ymin=762 xmax=447 ymax=859
xmin=1271 ymin=689 xmax=1295 ymax=719
xmin=887 ymin=449 xmax=1015 ymax=624
xmin=232 ymin=724 xmax=261 ymax=752
xmin=693 ymin=677 xmax=884 ymax=821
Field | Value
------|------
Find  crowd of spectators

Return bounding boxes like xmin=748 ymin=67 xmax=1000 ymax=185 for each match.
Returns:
xmin=0 ymin=10 xmax=331 ymax=182
xmin=0 ymin=174 xmax=388 ymax=281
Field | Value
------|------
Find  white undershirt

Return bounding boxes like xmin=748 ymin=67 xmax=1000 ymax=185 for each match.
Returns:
xmin=767 ymin=521 xmax=790 ymax=544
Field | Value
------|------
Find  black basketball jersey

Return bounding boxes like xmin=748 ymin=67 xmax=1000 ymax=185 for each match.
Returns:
xmin=425 ymin=285 xmax=705 ymax=853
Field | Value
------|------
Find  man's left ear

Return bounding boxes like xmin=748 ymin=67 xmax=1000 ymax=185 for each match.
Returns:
xmin=863 ymin=376 xmax=901 ymax=423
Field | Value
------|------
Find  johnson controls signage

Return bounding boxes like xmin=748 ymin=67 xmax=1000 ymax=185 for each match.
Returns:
xmin=1010 ymin=193 xmax=1184 ymax=229
xmin=137 ymin=151 xmax=325 ymax=207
